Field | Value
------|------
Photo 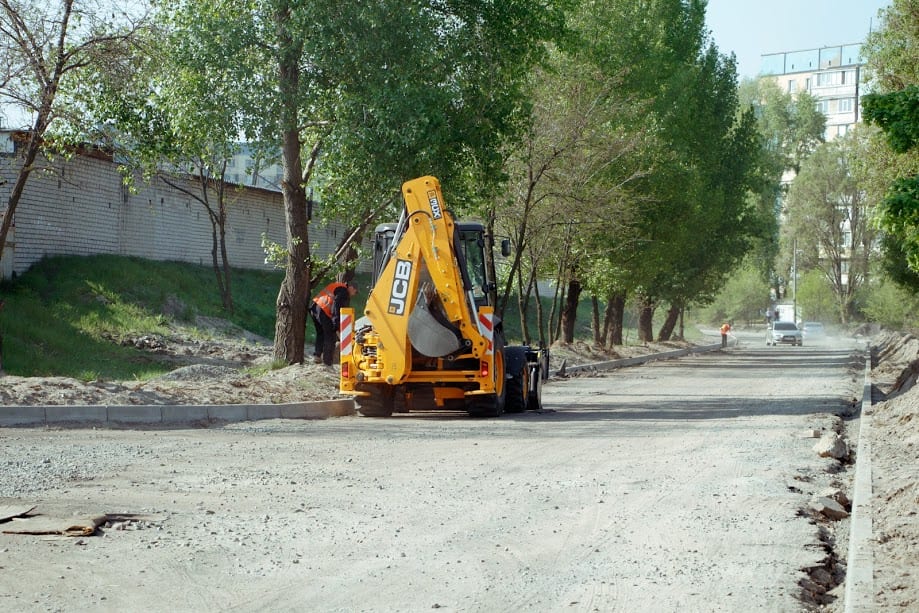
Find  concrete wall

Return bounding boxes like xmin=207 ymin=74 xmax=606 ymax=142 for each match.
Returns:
xmin=0 ymin=134 xmax=354 ymax=278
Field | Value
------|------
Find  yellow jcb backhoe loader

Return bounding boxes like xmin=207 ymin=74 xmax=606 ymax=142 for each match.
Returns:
xmin=339 ymin=176 xmax=548 ymax=417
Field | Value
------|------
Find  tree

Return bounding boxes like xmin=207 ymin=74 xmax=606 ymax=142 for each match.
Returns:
xmin=862 ymin=86 xmax=919 ymax=282
xmin=510 ymin=0 xmax=768 ymax=346
xmin=499 ymin=49 xmax=649 ymax=346
xmin=859 ymin=0 xmax=919 ymax=292
xmin=795 ymin=269 xmax=837 ymax=323
xmin=702 ymin=260 xmax=771 ymax=326
xmin=154 ymin=0 xmax=565 ymax=364
xmin=82 ymin=16 xmax=246 ymax=313
xmin=0 ymin=0 xmax=149 ymax=268
xmin=784 ymin=132 xmax=877 ymax=323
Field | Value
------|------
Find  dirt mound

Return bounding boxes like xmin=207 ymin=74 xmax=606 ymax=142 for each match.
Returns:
xmin=872 ymin=330 xmax=919 ymax=397
xmin=868 ymin=330 xmax=919 ymax=610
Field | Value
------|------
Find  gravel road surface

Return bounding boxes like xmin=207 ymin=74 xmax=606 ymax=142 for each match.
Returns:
xmin=1 ymin=342 xmax=864 ymax=612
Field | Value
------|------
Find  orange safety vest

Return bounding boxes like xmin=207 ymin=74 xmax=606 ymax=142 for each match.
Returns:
xmin=720 ymin=323 xmax=731 ymax=335
xmin=313 ymin=282 xmax=347 ymax=318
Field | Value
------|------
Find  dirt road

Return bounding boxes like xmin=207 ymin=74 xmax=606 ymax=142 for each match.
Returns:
xmin=0 ymin=343 xmax=863 ymax=612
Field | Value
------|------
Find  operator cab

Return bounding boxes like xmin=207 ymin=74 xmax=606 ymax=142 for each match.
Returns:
xmin=371 ymin=221 xmax=503 ymax=308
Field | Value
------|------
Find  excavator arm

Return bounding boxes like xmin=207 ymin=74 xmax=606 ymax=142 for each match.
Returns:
xmin=359 ymin=176 xmax=492 ymax=385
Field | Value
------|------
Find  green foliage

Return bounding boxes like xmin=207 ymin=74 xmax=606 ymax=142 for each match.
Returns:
xmin=863 ymin=86 xmax=919 ymax=154
xmin=861 ymin=0 xmax=919 ymax=93
xmin=795 ymin=270 xmax=837 ymax=323
xmin=784 ymin=132 xmax=876 ymax=322
xmin=0 ymin=255 xmax=283 ymax=379
xmin=858 ymin=276 xmax=919 ymax=331
xmin=699 ymin=263 xmax=771 ymax=325
xmin=860 ymin=0 xmax=919 ymax=290
xmin=878 ymin=176 xmax=919 ymax=271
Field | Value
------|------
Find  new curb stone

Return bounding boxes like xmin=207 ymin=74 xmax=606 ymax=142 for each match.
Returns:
xmin=0 ymin=398 xmax=356 ymax=427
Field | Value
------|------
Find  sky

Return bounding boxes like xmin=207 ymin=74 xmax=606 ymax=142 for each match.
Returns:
xmin=0 ymin=1 xmax=894 ymax=129
xmin=705 ymin=0 xmax=892 ymax=79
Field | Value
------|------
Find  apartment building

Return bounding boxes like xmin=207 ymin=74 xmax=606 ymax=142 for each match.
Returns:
xmin=761 ymin=43 xmax=863 ymax=141
xmin=760 ymin=44 xmax=869 ymax=301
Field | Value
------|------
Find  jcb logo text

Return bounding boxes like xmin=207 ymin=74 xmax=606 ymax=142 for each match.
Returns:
xmin=388 ymin=259 xmax=413 ymax=315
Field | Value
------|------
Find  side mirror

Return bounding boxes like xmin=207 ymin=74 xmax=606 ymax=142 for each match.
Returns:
xmin=501 ymin=238 xmax=511 ymax=257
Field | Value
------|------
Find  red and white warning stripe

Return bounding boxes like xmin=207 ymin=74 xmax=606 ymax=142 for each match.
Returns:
xmin=477 ymin=310 xmax=494 ymax=355
xmin=340 ymin=310 xmax=353 ymax=357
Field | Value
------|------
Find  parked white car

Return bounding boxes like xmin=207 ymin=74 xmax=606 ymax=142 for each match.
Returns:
xmin=801 ymin=321 xmax=826 ymax=341
xmin=766 ymin=321 xmax=803 ymax=346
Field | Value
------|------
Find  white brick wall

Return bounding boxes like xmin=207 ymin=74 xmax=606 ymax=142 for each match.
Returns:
xmin=0 ymin=139 xmax=360 ymax=278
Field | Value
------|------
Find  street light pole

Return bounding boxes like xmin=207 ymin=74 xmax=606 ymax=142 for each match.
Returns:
xmin=793 ymin=238 xmax=797 ymax=323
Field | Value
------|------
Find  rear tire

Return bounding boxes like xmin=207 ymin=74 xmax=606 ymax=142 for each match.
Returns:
xmin=468 ymin=351 xmax=506 ymax=418
xmin=356 ymin=386 xmax=395 ymax=417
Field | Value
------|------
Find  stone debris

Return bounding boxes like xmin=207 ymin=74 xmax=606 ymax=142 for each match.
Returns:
xmin=813 ymin=433 xmax=849 ymax=460
xmin=809 ymin=496 xmax=849 ymax=521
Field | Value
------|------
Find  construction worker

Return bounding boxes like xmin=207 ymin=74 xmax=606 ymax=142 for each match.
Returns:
xmin=720 ymin=322 xmax=731 ymax=348
xmin=310 ymin=281 xmax=358 ymax=366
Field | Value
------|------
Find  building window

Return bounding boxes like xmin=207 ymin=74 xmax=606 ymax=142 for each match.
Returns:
xmin=788 ymin=79 xmax=797 ymax=93
xmin=838 ymin=98 xmax=854 ymax=113
xmin=816 ymin=71 xmax=841 ymax=87
xmin=805 ymin=77 xmax=811 ymax=91
xmin=837 ymin=124 xmax=850 ymax=137
xmin=816 ymin=99 xmax=829 ymax=113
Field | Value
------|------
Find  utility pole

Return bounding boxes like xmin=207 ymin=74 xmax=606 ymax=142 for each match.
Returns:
xmin=792 ymin=238 xmax=798 ymax=324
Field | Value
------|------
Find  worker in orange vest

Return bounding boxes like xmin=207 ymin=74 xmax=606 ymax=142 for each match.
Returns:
xmin=720 ymin=322 xmax=731 ymax=348
xmin=310 ymin=281 xmax=358 ymax=366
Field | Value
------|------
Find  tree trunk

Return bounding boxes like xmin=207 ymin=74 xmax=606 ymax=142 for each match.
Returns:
xmin=657 ymin=303 xmax=680 ymax=341
xmin=533 ymin=266 xmax=546 ymax=347
xmin=560 ymin=277 xmax=582 ymax=343
xmin=272 ymin=11 xmax=311 ymax=364
xmin=637 ymin=298 xmax=655 ymax=343
xmin=605 ymin=292 xmax=625 ymax=346
xmin=591 ymin=296 xmax=602 ymax=346
xmin=549 ymin=268 xmax=563 ymax=344
xmin=516 ymin=265 xmax=532 ymax=345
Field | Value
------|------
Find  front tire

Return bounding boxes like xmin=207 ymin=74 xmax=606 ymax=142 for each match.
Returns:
xmin=527 ymin=363 xmax=544 ymax=411
xmin=505 ymin=358 xmax=529 ymax=414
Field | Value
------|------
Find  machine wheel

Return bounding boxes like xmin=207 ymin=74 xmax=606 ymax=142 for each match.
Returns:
xmin=356 ymin=386 xmax=395 ymax=417
xmin=527 ymin=363 xmax=544 ymax=411
xmin=468 ymin=351 xmax=507 ymax=418
xmin=504 ymin=361 xmax=529 ymax=414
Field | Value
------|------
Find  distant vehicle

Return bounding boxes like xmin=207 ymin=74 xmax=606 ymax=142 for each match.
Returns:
xmin=801 ymin=321 xmax=826 ymax=341
xmin=767 ymin=321 xmax=803 ymax=346
xmin=773 ymin=304 xmax=796 ymax=323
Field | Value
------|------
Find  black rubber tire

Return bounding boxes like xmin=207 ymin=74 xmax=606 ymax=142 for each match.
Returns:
xmin=356 ymin=386 xmax=395 ymax=417
xmin=526 ymin=363 xmax=543 ymax=411
xmin=468 ymin=352 xmax=506 ymax=418
xmin=505 ymin=363 xmax=528 ymax=414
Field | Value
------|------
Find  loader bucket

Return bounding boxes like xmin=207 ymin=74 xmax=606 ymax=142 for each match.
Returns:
xmin=408 ymin=296 xmax=463 ymax=357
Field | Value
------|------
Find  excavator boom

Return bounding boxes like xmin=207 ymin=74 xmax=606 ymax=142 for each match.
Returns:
xmin=340 ymin=176 xmax=547 ymax=417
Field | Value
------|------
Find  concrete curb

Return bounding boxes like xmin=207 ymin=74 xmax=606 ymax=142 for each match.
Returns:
xmin=844 ymin=356 xmax=874 ymax=612
xmin=557 ymin=342 xmax=725 ymax=376
xmin=0 ymin=398 xmax=356 ymax=427
xmin=1 ymin=340 xmax=727 ymax=426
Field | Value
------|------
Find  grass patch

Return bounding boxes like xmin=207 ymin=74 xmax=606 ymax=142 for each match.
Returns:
xmin=0 ymin=253 xmax=701 ymax=379
xmin=0 ymin=255 xmax=284 ymax=379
